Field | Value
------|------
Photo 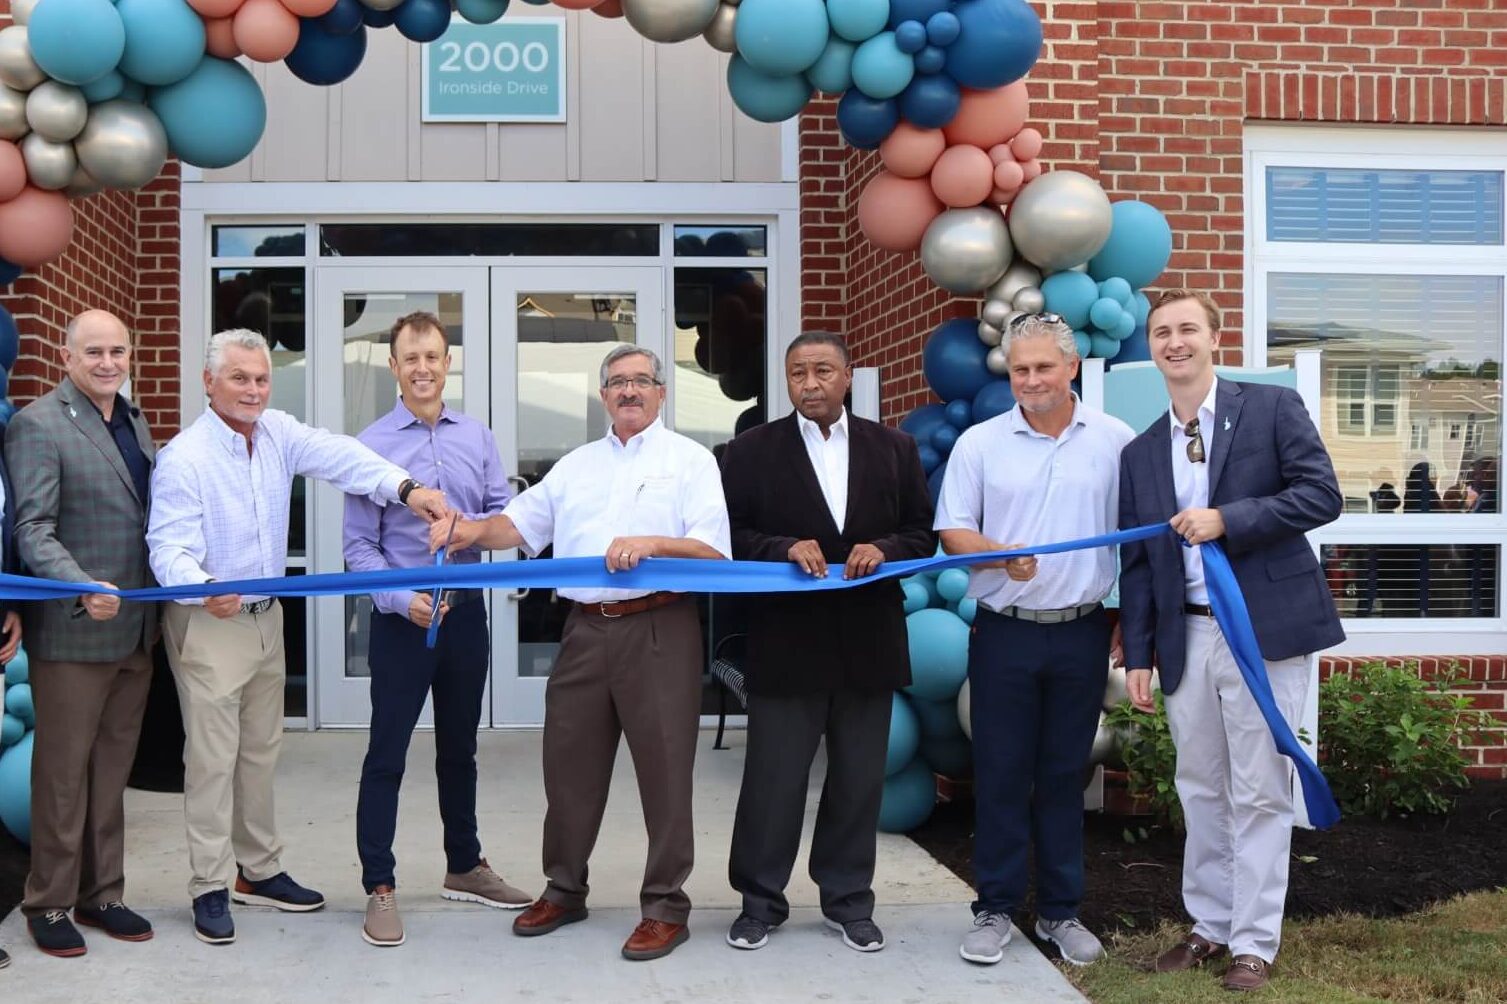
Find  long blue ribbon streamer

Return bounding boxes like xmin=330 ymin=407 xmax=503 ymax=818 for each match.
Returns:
xmin=0 ymin=521 xmax=1338 ymax=827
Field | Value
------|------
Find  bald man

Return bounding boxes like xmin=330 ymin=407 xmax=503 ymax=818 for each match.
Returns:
xmin=5 ymin=310 xmax=159 ymax=958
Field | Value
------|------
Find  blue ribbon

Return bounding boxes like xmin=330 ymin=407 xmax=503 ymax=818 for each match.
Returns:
xmin=0 ymin=520 xmax=1338 ymax=827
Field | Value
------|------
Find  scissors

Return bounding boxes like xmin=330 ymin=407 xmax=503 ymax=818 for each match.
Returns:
xmin=425 ymin=513 xmax=459 ymax=650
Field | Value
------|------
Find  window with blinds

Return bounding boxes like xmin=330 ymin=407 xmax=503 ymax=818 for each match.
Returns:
xmin=1266 ymin=167 xmax=1504 ymax=245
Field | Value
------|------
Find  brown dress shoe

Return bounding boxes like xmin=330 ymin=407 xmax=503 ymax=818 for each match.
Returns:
xmin=512 ymin=898 xmax=588 ymax=937
xmin=621 ymin=919 xmax=689 ymax=961
xmin=1155 ymin=932 xmax=1229 ymax=973
xmin=1222 ymin=954 xmax=1271 ymax=991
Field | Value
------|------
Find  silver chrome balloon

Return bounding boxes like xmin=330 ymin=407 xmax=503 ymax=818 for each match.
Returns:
xmin=0 ymin=27 xmax=46 ymax=92
xmin=65 ymin=163 xmax=104 ymax=197
xmin=25 ymin=81 xmax=88 ymax=143
xmin=1007 ymin=170 xmax=1113 ymax=273
xmin=956 ymin=679 xmax=970 ymax=741
xmin=702 ymin=3 xmax=738 ymax=53
xmin=623 ymin=0 xmax=720 ymax=44
xmin=976 ymin=320 xmax=1002 ymax=347
xmin=20 ymin=131 xmax=77 ymax=190
xmin=1002 ymin=308 xmax=1025 ymax=334
xmin=9 ymin=0 xmax=40 ymax=25
xmin=920 ymin=206 xmax=1013 ymax=295
xmin=980 ymin=298 xmax=1010 ymax=330
xmin=1012 ymin=285 xmax=1045 ymax=315
xmin=984 ymin=261 xmax=1041 ymax=307
xmin=985 ymin=344 xmax=1010 ymax=376
xmin=0 ymin=84 xmax=28 ymax=141
xmin=74 ymin=99 xmax=169 ymax=189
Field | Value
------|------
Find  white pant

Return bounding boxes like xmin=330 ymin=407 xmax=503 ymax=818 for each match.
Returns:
xmin=1165 ymin=615 xmax=1309 ymax=962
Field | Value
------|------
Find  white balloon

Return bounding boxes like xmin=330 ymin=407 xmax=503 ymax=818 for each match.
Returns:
xmin=985 ymin=344 xmax=1010 ymax=375
xmin=25 ymin=81 xmax=88 ymax=143
xmin=702 ymin=3 xmax=738 ymax=52
xmin=0 ymin=27 xmax=46 ymax=93
xmin=1008 ymin=170 xmax=1113 ymax=273
xmin=977 ymin=320 xmax=1002 ymax=347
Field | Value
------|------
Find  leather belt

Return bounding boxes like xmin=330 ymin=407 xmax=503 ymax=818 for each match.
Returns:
xmin=1184 ymin=602 xmax=1215 ymax=617
xmin=576 ymin=591 xmax=685 ymax=619
xmin=240 ymin=598 xmax=275 ymax=615
xmin=443 ymin=589 xmax=484 ymax=607
xmin=992 ymin=601 xmax=1101 ymax=624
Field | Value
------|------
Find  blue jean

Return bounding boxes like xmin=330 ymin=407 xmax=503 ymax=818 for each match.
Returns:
xmin=968 ymin=605 xmax=1110 ymax=920
xmin=356 ymin=598 xmax=489 ymax=893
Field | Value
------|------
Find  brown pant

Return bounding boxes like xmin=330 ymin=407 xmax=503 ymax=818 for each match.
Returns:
xmin=22 ymin=647 xmax=153 ymax=916
xmin=540 ymin=598 xmax=703 ymax=924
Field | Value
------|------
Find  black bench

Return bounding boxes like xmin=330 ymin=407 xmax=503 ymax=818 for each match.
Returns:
xmin=708 ymin=633 xmax=748 ymax=750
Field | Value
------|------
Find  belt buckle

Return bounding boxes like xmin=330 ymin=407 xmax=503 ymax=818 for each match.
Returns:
xmin=599 ymin=601 xmax=622 ymax=619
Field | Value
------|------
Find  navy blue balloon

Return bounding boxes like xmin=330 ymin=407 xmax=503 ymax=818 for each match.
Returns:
xmin=836 ymin=89 xmax=899 ymax=149
xmin=0 ymin=303 xmax=18 ymax=370
xmin=888 ymin=0 xmax=950 ymax=31
xmin=927 ymin=458 xmax=947 ymax=507
xmin=320 ymin=0 xmax=365 ymax=36
xmin=970 ymin=379 xmax=1016 ymax=423
xmin=1109 ymin=323 xmax=1151 ymax=367
xmin=917 ymin=442 xmax=942 ymax=474
xmin=943 ymin=397 xmax=972 ymax=430
xmin=286 ymin=21 xmax=367 ymax=86
xmin=900 ymin=402 xmax=950 ymax=445
xmin=930 ymin=423 xmax=959 ymax=455
xmin=923 ymin=318 xmax=992 ymax=402
xmin=894 ymin=20 xmax=927 ymax=53
xmin=913 ymin=44 xmax=945 ymax=75
xmin=925 ymin=9 xmax=960 ymax=45
xmin=944 ymin=0 xmax=1042 ymax=89
xmin=362 ymin=6 xmax=396 ymax=26
xmin=395 ymin=0 xmax=452 ymax=41
xmin=0 ymin=258 xmax=21 ymax=287
xmin=899 ymin=73 xmax=959 ymax=128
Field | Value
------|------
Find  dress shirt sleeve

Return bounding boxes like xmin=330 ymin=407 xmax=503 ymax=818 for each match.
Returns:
xmin=1117 ymin=446 xmax=1156 ymax=671
xmin=933 ymin=432 xmax=984 ymax=532
xmin=342 ymin=483 xmax=415 ymax=619
xmin=677 ymin=448 xmax=732 ymax=559
xmin=465 ymin=428 xmax=513 ymax=521
xmin=146 ymin=446 xmax=214 ymax=602
xmin=4 ymin=407 xmax=91 ymax=583
xmin=278 ymin=412 xmax=407 ymax=504
xmin=870 ymin=433 xmax=938 ymax=562
xmin=502 ymin=474 xmax=557 ymax=558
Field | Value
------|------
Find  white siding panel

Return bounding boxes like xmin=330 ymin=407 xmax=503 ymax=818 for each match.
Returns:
xmin=653 ymin=40 xmax=722 ymax=183
xmin=732 ymin=102 xmax=781 ymax=182
xmin=577 ymin=15 xmax=647 ymax=182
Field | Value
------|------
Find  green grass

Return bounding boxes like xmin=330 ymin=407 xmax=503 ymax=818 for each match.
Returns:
xmin=1066 ymin=889 xmax=1507 ymax=1004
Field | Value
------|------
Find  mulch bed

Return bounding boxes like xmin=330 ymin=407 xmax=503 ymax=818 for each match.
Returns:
xmin=908 ymin=778 xmax=1507 ymax=938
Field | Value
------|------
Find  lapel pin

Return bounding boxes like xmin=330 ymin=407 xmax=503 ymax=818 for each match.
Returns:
xmin=1223 ymin=417 xmax=1231 ymax=431
xmin=69 ymin=406 xmax=77 ymax=418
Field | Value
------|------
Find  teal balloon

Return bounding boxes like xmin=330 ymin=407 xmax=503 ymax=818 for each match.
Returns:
xmin=827 ymin=0 xmax=890 ymax=43
xmin=149 ymin=57 xmax=267 ymax=169
xmin=1089 ymin=332 xmax=1122 ymax=359
xmin=920 ymin=733 xmax=973 ymax=778
xmin=726 ymin=56 xmax=812 ymax=123
xmin=911 ymin=695 xmax=962 ymax=739
xmin=1040 ymin=270 xmax=1100 ymax=330
xmin=956 ymin=598 xmax=978 ymax=624
xmin=81 ymin=70 xmax=126 ymax=104
xmin=456 ymin=0 xmax=510 ymax=22
xmin=1130 ymin=290 xmax=1151 ymax=325
xmin=3 ymin=648 xmax=26 ymax=685
xmin=901 ymin=579 xmax=929 ymax=614
xmin=1087 ymin=199 xmax=1174 ymax=290
xmin=116 ymin=0 xmax=206 ymax=87
xmin=1112 ymin=310 xmax=1137 ymax=340
xmin=0 ymin=732 xmax=32 ymax=845
xmin=0 ymin=713 xmax=22 ymax=748
xmin=850 ymin=31 xmax=913 ymax=100
xmin=120 ymin=79 xmax=146 ymax=103
xmin=27 ymin=0 xmax=126 ymax=86
xmin=878 ymin=759 xmax=936 ymax=832
xmin=886 ymin=694 xmax=920 ymax=775
xmin=936 ymin=567 xmax=969 ymax=603
xmin=1089 ymin=297 xmax=1124 ymax=332
xmin=805 ymin=37 xmax=856 ymax=95
xmin=3 ymin=682 xmax=32 ymax=728
xmin=1073 ymin=330 xmax=1092 ymax=358
xmin=734 ymin=0 xmax=830 ymax=75
xmin=903 ymin=607 xmax=969 ymax=702
xmin=1098 ymin=275 xmax=1133 ymax=306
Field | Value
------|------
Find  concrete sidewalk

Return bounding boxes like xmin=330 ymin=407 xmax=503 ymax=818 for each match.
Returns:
xmin=0 ymin=731 xmax=1086 ymax=1003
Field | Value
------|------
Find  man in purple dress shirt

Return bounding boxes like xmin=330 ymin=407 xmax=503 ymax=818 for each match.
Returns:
xmin=342 ymin=311 xmax=531 ymax=948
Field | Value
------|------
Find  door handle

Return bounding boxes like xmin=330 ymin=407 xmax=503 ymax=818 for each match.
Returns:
xmin=504 ymin=475 xmax=530 ymax=599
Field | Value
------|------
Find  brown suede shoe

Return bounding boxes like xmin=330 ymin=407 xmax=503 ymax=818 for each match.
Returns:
xmin=512 ymin=898 xmax=588 ymax=937
xmin=1222 ymin=955 xmax=1271 ymax=992
xmin=1154 ymin=932 xmax=1229 ymax=973
xmin=621 ymin=919 xmax=689 ymax=961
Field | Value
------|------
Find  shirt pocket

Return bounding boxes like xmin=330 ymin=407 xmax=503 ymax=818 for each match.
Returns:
xmin=629 ymin=473 xmax=680 ymax=533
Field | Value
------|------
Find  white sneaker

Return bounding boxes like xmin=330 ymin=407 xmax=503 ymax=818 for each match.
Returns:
xmin=1035 ymin=917 xmax=1105 ymax=966
xmin=959 ymin=911 xmax=1012 ymax=964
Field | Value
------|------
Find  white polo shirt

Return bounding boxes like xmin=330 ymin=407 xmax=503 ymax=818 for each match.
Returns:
xmin=503 ymin=417 xmax=732 ymax=603
xmin=1169 ymin=376 xmax=1219 ymax=604
xmin=934 ymin=397 xmax=1134 ymax=612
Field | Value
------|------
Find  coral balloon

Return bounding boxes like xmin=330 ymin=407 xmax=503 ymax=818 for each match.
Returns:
xmin=594 ymin=0 xmax=624 ymax=15
xmin=929 ymin=144 xmax=993 ymax=208
xmin=0 ymin=185 xmax=74 ymax=267
xmin=204 ymin=17 xmax=242 ymax=58
xmin=187 ymin=0 xmax=245 ymax=14
xmin=0 ymin=139 xmax=24 ymax=202
xmin=992 ymin=157 xmax=1023 ymax=192
xmin=234 ymin=0 xmax=301 ymax=62
xmin=941 ymin=81 xmax=1028 ymax=148
xmin=1010 ymin=126 xmax=1042 ymax=161
xmin=878 ymin=123 xmax=945 ymax=179
xmin=858 ymin=170 xmax=943 ymax=252
xmin=280 ymin=0 xmax=338 ymax=14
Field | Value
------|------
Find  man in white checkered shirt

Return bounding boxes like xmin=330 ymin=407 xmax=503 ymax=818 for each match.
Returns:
xmin=147 ymin=328 xmax=448 ymax=947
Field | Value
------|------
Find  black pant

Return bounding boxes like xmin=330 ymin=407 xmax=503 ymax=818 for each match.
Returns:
xmin=968 ymin=606 xmax=1109 ymax=919
xmin=728 ymin=688 xmax=891 ymax=925
xmin=356 ymin=599 xmax=489 ymax=893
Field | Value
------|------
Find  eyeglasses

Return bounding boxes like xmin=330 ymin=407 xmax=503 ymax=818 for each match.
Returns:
xmin=604 ymin=375 xmax=662 ymax=392
xmin=1184 ymin=417 xmax=1206 ymax=464
xmin=1008 ymin=311 xmax=1065 ymax=329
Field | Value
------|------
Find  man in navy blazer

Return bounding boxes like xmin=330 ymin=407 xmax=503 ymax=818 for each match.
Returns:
xmin=1118 ymin=289 xmax=1343 ymax=992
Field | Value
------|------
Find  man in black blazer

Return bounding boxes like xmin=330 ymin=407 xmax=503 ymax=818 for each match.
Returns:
xmin=719 ymin=331 xmax=935 ymax=954
xmin=1118 ymin=289 xmax=1344 ymax=992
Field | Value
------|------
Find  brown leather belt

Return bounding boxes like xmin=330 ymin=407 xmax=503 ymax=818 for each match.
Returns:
xmin=575 ymin=591 xmax=686 ymax=619
xmin=1184 ymin=602 xmax=1215 ymax=617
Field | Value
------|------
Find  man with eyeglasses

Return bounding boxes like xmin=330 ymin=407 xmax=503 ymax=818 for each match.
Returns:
xmin=433 ymin=344 xmax=730 ymax=962
xmin=935 ymin=313 xmax=1134 ymax=968
xmin=1118 ymin=289 xmax=1343 ymax=992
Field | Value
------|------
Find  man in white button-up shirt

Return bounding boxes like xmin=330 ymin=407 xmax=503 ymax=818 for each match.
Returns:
xmin=147 ymin=329 xmax=447 ymax=947
xmin=935 ymin=314 xmax=1133 ymax=968
xmin=437 ymin=344 xmax=730 ymax=962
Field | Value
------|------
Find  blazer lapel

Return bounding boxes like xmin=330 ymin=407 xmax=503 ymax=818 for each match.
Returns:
xmin=1148 ymin=416 xmax=1178 ymax=518
xmin=841 ymin=416 xmax=872 ymax=533
xmin=1208 ymin=379 xmax=1244 ymax=500
xmin=59 ymin=378 xmax=142 ymax=505
xmin=781 ymin=413 xmax=842 ymax=538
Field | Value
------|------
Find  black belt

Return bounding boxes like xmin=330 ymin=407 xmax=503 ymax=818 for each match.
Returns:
xmin=1184 ymin=602 xmax=1214 ymax=617
xmin=442 ymin=589 xmax=484 ymax=607
xmin=240 ymin=598 xmax=275 ymax=615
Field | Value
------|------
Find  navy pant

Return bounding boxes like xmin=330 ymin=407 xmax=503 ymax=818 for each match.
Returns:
xmin=356 ymin=598 xmax=489 ymax=893
xmin=968 ymin=606 xmax=1110 ymax=920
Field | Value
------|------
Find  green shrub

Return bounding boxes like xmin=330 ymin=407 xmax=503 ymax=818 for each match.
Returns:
xmin=1103 ymin=694 xmax=1183 ymax=830
xmin=1318 ymin=661 xmax=1499 ymax=819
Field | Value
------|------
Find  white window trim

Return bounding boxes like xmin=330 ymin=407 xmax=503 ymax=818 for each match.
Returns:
xmin=1244 ymin=125 xmax=1506 ymax=642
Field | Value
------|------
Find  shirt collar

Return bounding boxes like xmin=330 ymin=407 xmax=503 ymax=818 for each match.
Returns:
xmin=607 ymin=416 xmax=665 ymax=453
xmin=203 ymin=405 xmax=258 ymax=455
xmin=796 ymin=407 xmax=848 ymax=443
xmin=392 ymin=398 xmax=459 ymax=429
xmin=1169 ymin=376 xmax=1219 ymax=435
xmin=1007 ymin=394 xmax=1086 ymax=438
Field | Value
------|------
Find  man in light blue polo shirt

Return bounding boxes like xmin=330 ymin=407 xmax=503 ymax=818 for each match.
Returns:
xmin=935 ymin=312 xmax=1133 ymax=968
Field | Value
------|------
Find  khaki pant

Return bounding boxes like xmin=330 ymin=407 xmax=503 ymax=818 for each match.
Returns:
xmin=162 ymin=601 xmax=286 ymax=899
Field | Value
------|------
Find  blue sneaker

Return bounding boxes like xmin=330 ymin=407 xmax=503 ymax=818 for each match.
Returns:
xmin=232 ymin=870 xmax=326 ymax=912
xmin=192 ymin=890 xmax=235 ymax=945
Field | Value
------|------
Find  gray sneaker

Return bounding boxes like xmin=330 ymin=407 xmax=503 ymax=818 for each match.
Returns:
xmin=1035 ymin=917 xmax=1105 ymax=966
xmin=442 ymin=859 xmax=532 ymax=909
xmin=362 ymin=886 xmax=404 ymax=947
xmin=960 ymin=910 xmax=1012 ymax=964
xmin=726 ymin=913 xmax=772 ymax=950
xmin=825 ymin=916 xmax=885 ymax=953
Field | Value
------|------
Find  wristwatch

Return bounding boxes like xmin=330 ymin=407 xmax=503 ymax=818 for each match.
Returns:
xmin=398 ymin=479 xmax=422 ymax=506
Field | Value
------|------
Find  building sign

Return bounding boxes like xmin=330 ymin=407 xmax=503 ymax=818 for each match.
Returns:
xmin=422 ymin=18 xmax=566 ymax=123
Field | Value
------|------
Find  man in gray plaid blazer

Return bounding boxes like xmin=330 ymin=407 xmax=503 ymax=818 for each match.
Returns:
xmin=4 ymin=310 xmax=159 ymax=958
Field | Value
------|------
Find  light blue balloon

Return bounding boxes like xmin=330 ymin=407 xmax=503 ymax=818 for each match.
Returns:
xmin=1131 ymin=290 xmax=1151 ymax=325
xmin=851 ymin=31 xmax=914 ymax=100
xmin=903 ymin=607 xmax=969 ymax=702
xmin=1098 ymin=275 xmax=1133 ymax=307
xmin=735 ymin=0 xmax=830 ymax=75
xmin=3 ymin=682 xmax=32 ymax=728
xmin=0 ymin=732 xmax=32 ymax=845
xmin=456 ymin=0 xmax=510 ymax=22
xmin=887 ymin=694 xmax=920 ymax=775
xmin=1087 ymin=199 xmax=1174 ymax=290
xmin=901 ymin=572 xmax=941 ymax=610
xmin=827 ymin=0 xmax=890 ymax=43
xmin=1089 ymin=332 xmax=1122 ymax=359
xmin=805 ymin=37 xmax=856 ymax=95
xmin=149 ymin=57 xmax=267 ymax=169
xmin=936 ymin=567 xmax=969 ymax=603
xmin=1073 ymin=330 xmax=1092 ymax=358
xmin=81 ymin=70 xmax=126 ymax=104
xmin=26 ymin=0 xmax=126 ymax=86
xmin=911 ymin=695 xmax=962 ymax=739
xmin=3 ymin=648 xmax=26 ymax=686
xmin=1112 ymin=310 xmax=1137 ymax=340
xmin=116 ymin=0 xmax=206 ymax=87
xmin=901 ymin=579 xmax=930 ymax=614
xmin=1089 ymin=296 xmax=1124 ymax=332
xmin=1040 ymin=269 xmax=1100 ymax=330
xmin=726 ymin=56 xmax=813 ymax=123
xmin=956 ymin=598 xmax=978 ymax=624
xmin=0 ymin=713 xmax=22 ymax=748
xmin=878 ymin=758 xmax=936 ymax=833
